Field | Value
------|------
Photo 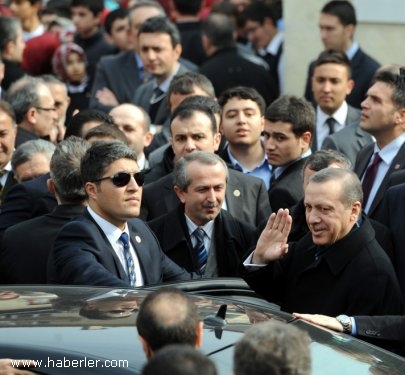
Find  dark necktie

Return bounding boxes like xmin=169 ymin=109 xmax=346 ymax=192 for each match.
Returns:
xmin=362 ymin=152 xmax=382 ymax=207
xmin=193 ymin=228 xmax=208 ymax=275
xmin=270 ymin=168 xmax=278 ymax=188
xmin=149 ymin=86 xmax=165 ymax=124
xmin=326 ymin=117 xmax=336 ymax=134
xmin=119 ymin=232 xmax=136 ymax=287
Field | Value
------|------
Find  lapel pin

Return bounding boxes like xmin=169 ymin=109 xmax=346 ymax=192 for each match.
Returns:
xmin=394 ymin=164 xmax=401 ymax=170
xmin=233 ymin=189 xmax=241 ymax=197
xmin=135 ymin=236 xmax=141 ymax=243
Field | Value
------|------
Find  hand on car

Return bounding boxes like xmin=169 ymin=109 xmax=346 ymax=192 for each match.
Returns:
xmin=293 ymin=313 xmax=343 ymax=332
xmin=252 ymin=208 xmax=291 ymax=264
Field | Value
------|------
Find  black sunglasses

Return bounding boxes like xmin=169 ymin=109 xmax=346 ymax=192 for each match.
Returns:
xmin=93 ymin=172 xmax=145 ymax=187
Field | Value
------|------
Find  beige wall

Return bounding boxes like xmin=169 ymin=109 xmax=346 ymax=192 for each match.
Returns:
xmin=283 ymin=0 xmax=405 ymax=96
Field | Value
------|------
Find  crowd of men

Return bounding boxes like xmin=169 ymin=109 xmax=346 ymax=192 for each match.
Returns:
xmin=1 ymin=0 xmax=405 ymax=372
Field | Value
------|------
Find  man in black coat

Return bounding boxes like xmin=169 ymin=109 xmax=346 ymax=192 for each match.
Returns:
xmin=0 ymin=137 xmax=88 ymax=284
xmin=304 ymin=0 xmax=379 ymax=109
xmin=199 ymin=13 xmax=277 ymax=105
xmin=148 ymin=152 xmax=257 ymax=277
xmin=241 ymin=168 xmax=403 ymax=317
xmin=263 ymin=95 xmax=314 ymax=212
xmin=47 ymin=141 xmax=194 ymax=287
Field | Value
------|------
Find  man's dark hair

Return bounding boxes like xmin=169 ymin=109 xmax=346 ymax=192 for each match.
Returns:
xmin=138 ymin=16 xmax=181 ymax=48
xmin=321 ymin=0 xmax=357 ymax=27
xmin=170 ymin=95 xmax=219 ymax=134
xmin=105 ymin=8 xmax=128 ymax=36
xmin=240 ymin=1 xmax=278 ymax=27
xmin=202 ymin=13 xmax=234 ymax=49
xmin=0 ymin=100 xmax=16 ymax=124
xmin=136 ymin=288 xmax=199 ymax=352
xmin=81 ymin=140 xmax=137 ymax=184
xmin=264 ymin=95 xmax=315 ymax=137
xmin=65 ymin=109 xmax=115 ymax=138
xmin=142 ymin=345 xmax=217 ymax=375
xmin=84 ymin=122 xmax=128 ymax=144
xmin=218 ymin=86 xmax=266 ymax=115
xmin=168 ymin=72 xmax=215 ymax=100
xmin=70 ymin=0 xmax=104 ymax=16
xmin=172 ymin=0 xmax=203 ymax=16
xmin=313 ymin=49 xmax=352 ymax=78
xmin=51 ymin=136 xmax=89 ymax=203
xmin=372 ymin=67 xmax=405 ymax=109
xmin=304 ymin=149 xmax=352 ymax=172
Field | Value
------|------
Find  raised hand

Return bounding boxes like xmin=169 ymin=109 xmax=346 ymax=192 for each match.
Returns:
xmin=252 ymin=208 xmax=292 ymax=264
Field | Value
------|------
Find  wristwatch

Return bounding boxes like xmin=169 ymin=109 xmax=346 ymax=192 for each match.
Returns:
xmin=336 ymin=314 xmax=352 ymax=334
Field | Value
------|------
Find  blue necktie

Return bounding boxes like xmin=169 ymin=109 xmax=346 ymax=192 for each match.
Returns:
xmin=193 ymin=228 xmax=208 ymax=274
xmin=119 ymin=232 xmax=136 ymax=287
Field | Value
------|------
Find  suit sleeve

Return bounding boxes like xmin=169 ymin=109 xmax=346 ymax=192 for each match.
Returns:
xmin=47 ymin=221 xmax=129 ymax=288
xmin=355 ymin=315 xmax=405 ymax=342
xmin=255 ymin=179 xmax=272 ymax=227
xmin=89 ymin=59 xmax=114 ymax=113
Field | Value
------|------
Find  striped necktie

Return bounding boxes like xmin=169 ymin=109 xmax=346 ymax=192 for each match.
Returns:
xmin=193 ymin=228 xmax=208 ymax=275
xmin=119 ymin=232 xmax=136 ymax=287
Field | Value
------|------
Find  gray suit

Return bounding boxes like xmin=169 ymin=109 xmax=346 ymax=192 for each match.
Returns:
xmin=89 ymin=50 xmax=141 ymax=113
xmin=132 ymin=63 xmax=190 ymax=127
xmin=321 ymin=122 xmax=373 ymax=166
xmin=312 ymin=104 xmax=361 ymax=152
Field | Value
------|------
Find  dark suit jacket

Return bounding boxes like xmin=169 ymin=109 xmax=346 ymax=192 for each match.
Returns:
xmin=305 ymin=48 xmax=380 ymax=109
xmin=269 ymin=157 xmax=307 ymax=212
xmin=354 ymin=315 xmax=405 ymax=355
xmin=312 ymin=104 xmax=361 ymax=152
xmin=0 ymin=171 xmax=17 ymax=204
xmin=354 ymin=141 xmax=405 ymax=220
xmin=47 ymin=209 xmax=193 ymax=287
xmin=241 ymin=218 xmax=404 ymax=316
xmin=15 ymin=127 xmax=41 ymax=148
xmin=177 ymin=21 xmax=206 ymax=66
xmin=141 ymin=169 xmax=270 ymax=227
xmin=0 ymin=204 xmax=85 ymax=284
xmin=147 ymin=205 xmax=257 ymax=276
xmin=321 ymin=122 xmax=373 ymax=167
xmin=199 ymin=46 xmax=277 ymax=105
xmin=0 ymin=173 xmax=57 ymax=246
xmin=376 ymin=183 xmax=405 ymax=298
xmin=89 ymin=50 xmax=141 ymax=113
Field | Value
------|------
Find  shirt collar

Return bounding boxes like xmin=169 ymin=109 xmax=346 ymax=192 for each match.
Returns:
xmin=346 ymin=41 xmax=359 ymax=60
xmin=87 ymin=206 xmax=129 ymax=244
xmin=154 ymin=63 xmax=181 ymax=93
xmin=317 ymin=101 xmax=348 ymax=126
xmin=185 ymin=214 xmax=214 ymax=241
xmin=226 ymin=147 xmax=268 ymax=173
xmin=259 ymin=31 xmax=283 ymax=56
xmin=374 ymin=133 xmax=405 ymax=165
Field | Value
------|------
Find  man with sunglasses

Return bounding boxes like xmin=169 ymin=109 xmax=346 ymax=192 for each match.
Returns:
xmin=47 ymin=140 xmax=194 ymax=287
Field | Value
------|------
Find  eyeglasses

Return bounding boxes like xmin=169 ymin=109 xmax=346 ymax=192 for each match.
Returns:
xmin=35 ymin=106 xmax=57 ymax=112
xmin=93 ymin=171 xmax=145 ymax=187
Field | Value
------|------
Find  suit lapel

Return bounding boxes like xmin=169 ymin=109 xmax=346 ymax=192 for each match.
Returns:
xmin=368 ymin=142 xmax=405 ymax=216
xmin=83 ymin=211 xmax=128 ymax=281
xmin=225 ymin=170 xmax=244 ymax=217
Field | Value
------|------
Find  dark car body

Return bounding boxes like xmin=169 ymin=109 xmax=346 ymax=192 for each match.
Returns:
xmin=0 ymin=279 xmax=404 ymax=375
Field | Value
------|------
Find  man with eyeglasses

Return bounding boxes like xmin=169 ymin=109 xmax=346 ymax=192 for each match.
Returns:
xmin=6 ymin=76 xmax=58 ymax=147
xmin=47 ymin=140 xmax=195 ymax=287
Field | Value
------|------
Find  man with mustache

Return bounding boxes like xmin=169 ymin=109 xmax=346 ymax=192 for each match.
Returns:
xmin=148 ymin=151 xmax=257 ymax=277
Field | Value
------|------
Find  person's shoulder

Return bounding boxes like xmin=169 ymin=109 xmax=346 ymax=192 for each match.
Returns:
xmin=228 ymin=168 xmax=264 ymax=187
xmin=354 ymin=48 xmax=380 ymax=68
xmin=98 ymin=50 xmax=134 ymax=65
